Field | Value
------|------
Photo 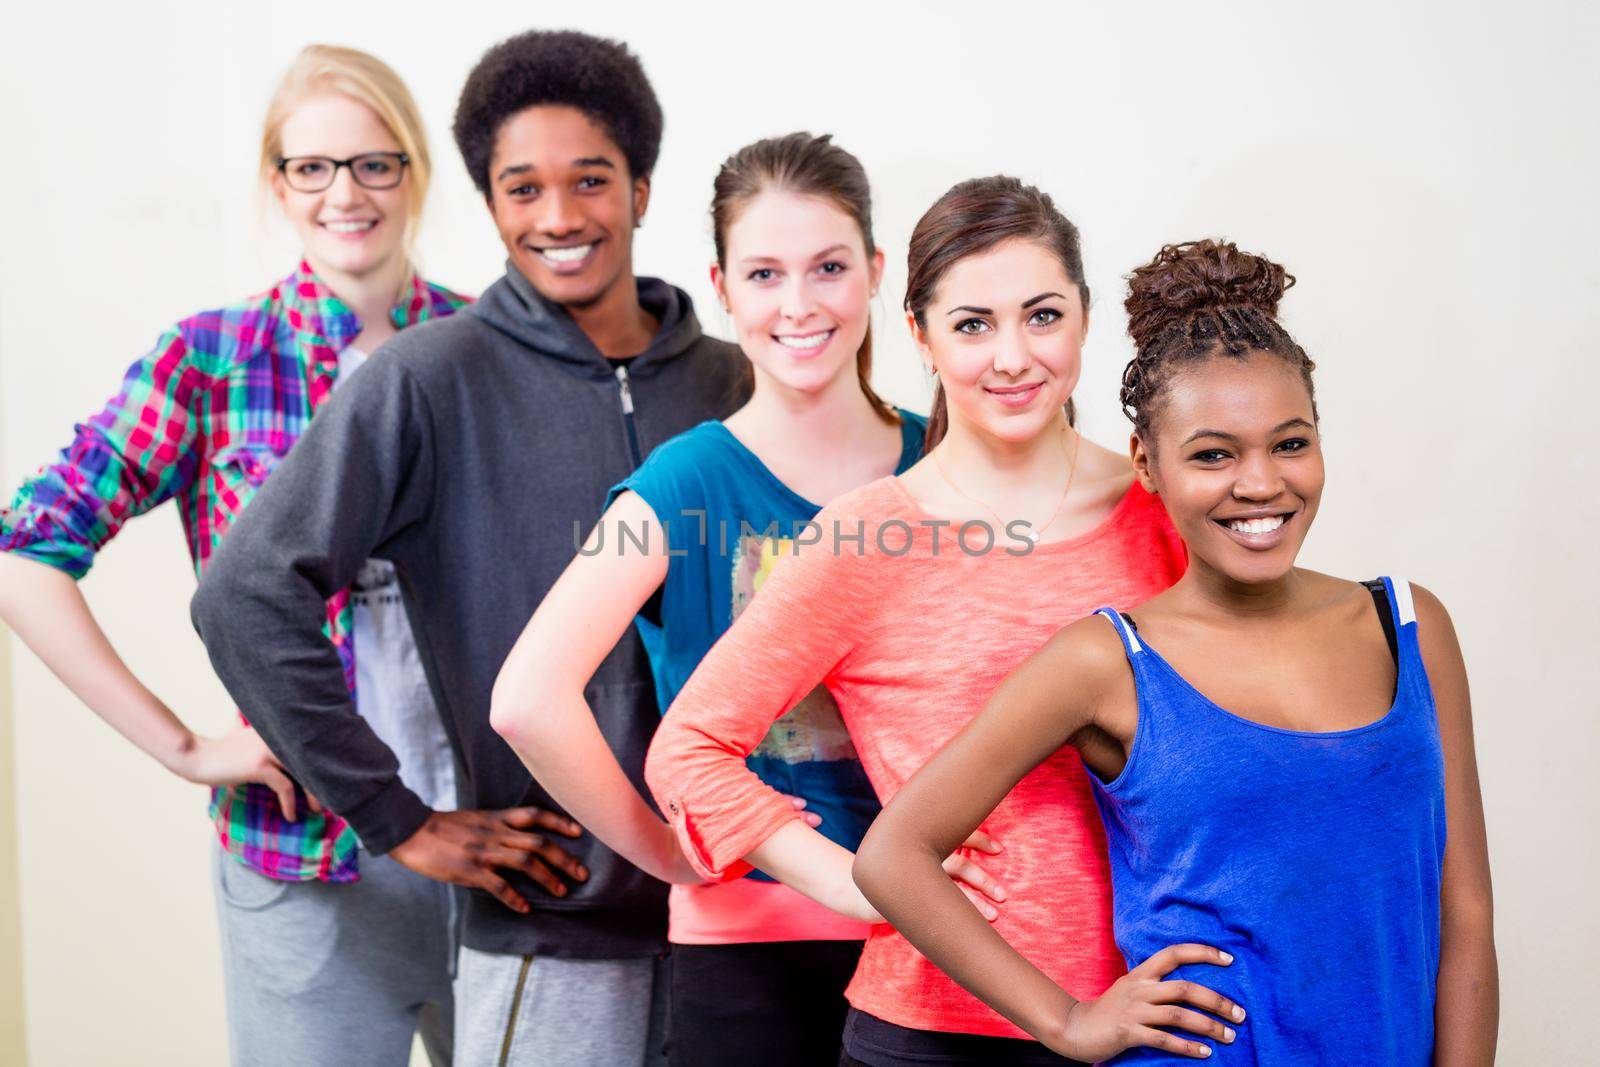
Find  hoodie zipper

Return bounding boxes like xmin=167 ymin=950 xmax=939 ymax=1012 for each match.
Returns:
xmin=614 ymin=364 xmax=644 ymax=467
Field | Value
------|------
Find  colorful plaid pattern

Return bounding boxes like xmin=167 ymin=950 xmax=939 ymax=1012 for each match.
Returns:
xmin=1 ymin=261 xmax=468 ymax=881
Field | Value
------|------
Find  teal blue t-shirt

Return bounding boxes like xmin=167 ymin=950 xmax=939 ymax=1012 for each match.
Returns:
xmin=609 ymin=410 xmax=926 ymax=870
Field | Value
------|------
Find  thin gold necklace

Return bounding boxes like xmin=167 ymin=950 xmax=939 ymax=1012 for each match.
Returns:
xmin=930 ymin=425 xmax=1082 ymax=545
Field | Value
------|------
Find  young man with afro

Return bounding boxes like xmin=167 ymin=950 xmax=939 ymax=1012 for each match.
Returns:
xmin=194 ymin=30 xmax=743 ymax=1062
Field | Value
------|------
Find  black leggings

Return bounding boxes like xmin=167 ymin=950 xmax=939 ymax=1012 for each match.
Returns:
xmin=667 ymin=940 xmax=863 ymax=1067
xmin=839 ymin=1007 xmax=1089 ymax=1066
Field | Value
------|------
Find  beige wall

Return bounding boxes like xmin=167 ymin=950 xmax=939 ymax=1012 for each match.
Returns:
xmin=1 ymin=584 xmax=26 ymax=1061
xmin=2 ymin=0 xmax=1596 ymax=1062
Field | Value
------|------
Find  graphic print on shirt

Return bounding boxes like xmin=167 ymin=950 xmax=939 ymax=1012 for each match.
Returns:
xmin=732 ymin=533 xmax=859 ymax=764
xmin=346 ymin=558 xmax=457 ymax=816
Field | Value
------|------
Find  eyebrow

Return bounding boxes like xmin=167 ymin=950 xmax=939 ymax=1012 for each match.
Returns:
xmin=736 ymin=244 xmax=853 ymax=268
xmin=945 ymin=291 xmax=1068 ymax=316
xmin=1181 ymin=417 xmax=1315 ymax=446
xmin=495 ymin=156 xmax=617 ymax=183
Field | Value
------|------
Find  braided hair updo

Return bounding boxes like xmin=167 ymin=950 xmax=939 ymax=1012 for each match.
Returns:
xmin=1120 ymin=240 xmax=1316 ymax=440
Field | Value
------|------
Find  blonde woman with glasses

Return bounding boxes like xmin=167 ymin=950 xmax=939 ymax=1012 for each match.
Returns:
xmin=0 ymin=45 xmax=470 ymax=1065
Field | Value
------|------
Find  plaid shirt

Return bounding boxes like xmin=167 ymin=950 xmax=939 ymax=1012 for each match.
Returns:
xmin=1 ymin=261 xmax=469 ymax=882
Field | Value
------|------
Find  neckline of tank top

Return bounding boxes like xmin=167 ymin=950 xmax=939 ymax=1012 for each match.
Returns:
xmin=708 ymin=416 xmax=918 ymax=515
xmin=879 ymin=473 xmax=1143 ymax=553
xmin=1128 ymin=610 xmax=1409 ymax=739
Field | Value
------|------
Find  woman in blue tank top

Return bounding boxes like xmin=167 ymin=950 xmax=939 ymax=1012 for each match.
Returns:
xmin=854 ymin=239 xmax=1498 ymax=1063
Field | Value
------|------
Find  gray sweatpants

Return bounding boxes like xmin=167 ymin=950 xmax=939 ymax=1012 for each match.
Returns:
xmin=213 ymin=842 xmax=456 ymax=1066
xmin=454 ymin=946 xmax=669 ymax=1066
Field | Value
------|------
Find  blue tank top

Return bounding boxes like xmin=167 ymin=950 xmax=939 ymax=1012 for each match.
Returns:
xmin=1089 ymin=577 xmax=1446 ymax=1064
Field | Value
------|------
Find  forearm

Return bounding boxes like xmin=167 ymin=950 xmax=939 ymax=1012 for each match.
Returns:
xmin=494 ymin=686 xmax=691 ymax=884
xmin=854 ymin=829 xmax=1073 ymax=1043
xmin=1433 ymin=914 xmax=1499 ymax=1065
xmin=192 ymin=533 xmax=424 ymax=852
xmin=0 ymin=553 xmax=198 ymax=773
xmin=744 ymin=820 xmax=874 ymax=921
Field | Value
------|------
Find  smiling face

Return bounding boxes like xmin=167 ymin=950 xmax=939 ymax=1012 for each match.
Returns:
xmin=485 ymin=104 xmax=649 ymax=309
xmin=911 ymin=238 xmax=1087 ymax=445
xmin=272 ymin=93 xmax=410 ymax=281
xmin=712 ymin=190 xmax=882 ymax=398
xmin=1135 ymin=352 xmax=1324 ymax=585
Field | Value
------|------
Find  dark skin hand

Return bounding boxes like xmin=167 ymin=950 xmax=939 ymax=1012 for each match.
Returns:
xmin=389 ymin=806 xmax=589 ymax=913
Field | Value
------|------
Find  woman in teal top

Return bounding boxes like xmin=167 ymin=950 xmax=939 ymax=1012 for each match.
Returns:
xmin=492 ymin=133 xmax=999 ymax=1065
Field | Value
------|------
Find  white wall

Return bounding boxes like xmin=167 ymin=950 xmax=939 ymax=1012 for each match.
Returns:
xmin=1 ymin=0 xmax=1594 ymax=1062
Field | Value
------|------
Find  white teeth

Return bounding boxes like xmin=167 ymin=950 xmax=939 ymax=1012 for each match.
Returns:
xmin=1226 ymin=515 xmax=1286 ymax=535
xmin=776 ymin=331 xmax=832 ymax=351
xmin=540 ymin=243 xmax=594 ymax=264
xmin=324 ymin=220 xmax=375 ymax=233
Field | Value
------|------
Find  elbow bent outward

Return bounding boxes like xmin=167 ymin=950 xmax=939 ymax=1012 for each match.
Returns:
xmin=487 ymin=681 xmax=538 ymax=755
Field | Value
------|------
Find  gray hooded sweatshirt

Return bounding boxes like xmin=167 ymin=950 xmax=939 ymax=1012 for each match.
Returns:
xmin=193 ymin=265 xmax=743 ymax=958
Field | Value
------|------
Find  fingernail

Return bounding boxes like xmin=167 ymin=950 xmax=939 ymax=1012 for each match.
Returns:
xmin=791 ymin=798 xmax=807 ymax=808
xmin=1219 ymin=951 xmax=1233 ymax=964
xmin=1199 ymin=1046 xmax=1211 ymax=1057
xmin=993 ymin=886 xmax=1008 ymax=901
xmin=985 ymin=906 xmax=998 ymax=920
xmin=1232 ymin=1006 xmax=1246 ymax=1022
xmin=805 ymin=815 xmax=822 ymax=827
xmin=1223 ymin=1028 xmax=1235 ymax=1043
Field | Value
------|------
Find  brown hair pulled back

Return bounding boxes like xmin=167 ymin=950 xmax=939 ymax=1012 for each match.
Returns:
xmin=1120 ymin=239 xmax=1316 ymax=439
xmin=904 ymin=176 xmax=1088 ymax=450
xmin=710 ymin=132 xmax=897 ymax=425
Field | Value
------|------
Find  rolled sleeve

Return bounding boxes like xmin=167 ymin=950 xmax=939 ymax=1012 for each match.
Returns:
xmin=1 ymin=328 xmax=203 ymax=576
xmin=645 ymin=500 xmax=876 ymax=880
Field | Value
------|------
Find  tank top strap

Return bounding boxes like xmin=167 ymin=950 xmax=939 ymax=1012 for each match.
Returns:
xmin=1094 ymin=606 xmax=1144 ymax=656
xmin=1091 ymin=606 xmax=1183 ymax=794
xmin=1373 ymin=576 xmax=1432 ymax=712
xmin=1093 ymin=606 xmax=1169 ymax=699
xmin=1373 ymin=576 xmax=1419 ymax=639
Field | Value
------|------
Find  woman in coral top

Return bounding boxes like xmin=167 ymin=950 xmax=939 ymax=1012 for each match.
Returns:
xmin=645 ymin=176 xmax=1204 ymax=1066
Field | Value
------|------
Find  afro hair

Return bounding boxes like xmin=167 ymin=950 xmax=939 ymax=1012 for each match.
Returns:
xmin=453 ymin=30 xmax=664 ymax=194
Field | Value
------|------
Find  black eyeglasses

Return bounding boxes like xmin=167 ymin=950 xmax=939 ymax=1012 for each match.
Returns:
xmin=276 ymin=152 xmax=410 ymax=192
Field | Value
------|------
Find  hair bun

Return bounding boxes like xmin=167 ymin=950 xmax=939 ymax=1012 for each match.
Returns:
xmin=1124 ymin=239 xmax=1293 ymax=352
